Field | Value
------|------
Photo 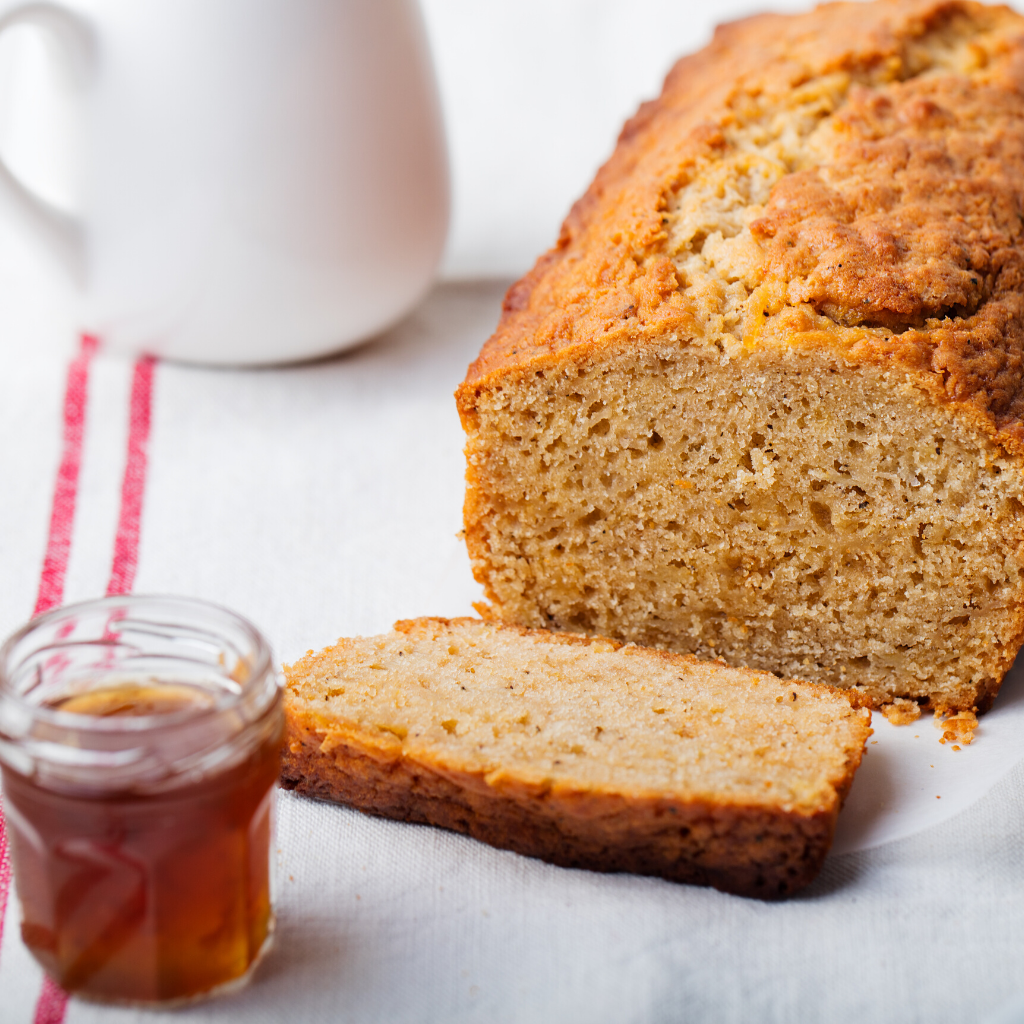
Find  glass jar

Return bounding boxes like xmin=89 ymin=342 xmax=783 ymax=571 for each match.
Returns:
xmin=0 ymin=595 xmax=284 ymax=1007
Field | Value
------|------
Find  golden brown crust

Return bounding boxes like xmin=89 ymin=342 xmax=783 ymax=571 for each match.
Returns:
xmin=281 ymin=708 xmax=842 ymax=899
xmin=456 ymin=0 xmax=1024 ymax=458
xmin=281 ymin=618 xmax=871 ymax=899
xmin=750 ymin=75 xmax=1022 ymax=332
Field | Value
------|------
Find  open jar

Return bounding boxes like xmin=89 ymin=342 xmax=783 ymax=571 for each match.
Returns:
xmin=0 ymin=595 xmax=284 ymax=1006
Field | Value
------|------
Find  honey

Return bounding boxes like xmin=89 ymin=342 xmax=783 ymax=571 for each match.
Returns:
xmin=48 ymin=681 xmax=217 ymax=717
xmin=0 ymin=597 xmax=284 ymax=1007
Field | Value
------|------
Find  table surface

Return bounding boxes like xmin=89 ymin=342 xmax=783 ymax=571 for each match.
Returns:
xmin=0 ymin=253 xmax=1023 ymax=1024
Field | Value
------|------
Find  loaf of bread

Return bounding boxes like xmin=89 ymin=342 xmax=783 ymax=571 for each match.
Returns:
xmin=457 ymin=0 xmax=1024 ymax=714
xmin=281 ymin=617 xmax=870 ymax=898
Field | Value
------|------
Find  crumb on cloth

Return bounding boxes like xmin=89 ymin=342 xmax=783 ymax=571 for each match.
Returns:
xmin=935 ymin=709 xmax=978 ymax=747
xmin=880 ymin=698 xmax=922 ymax=726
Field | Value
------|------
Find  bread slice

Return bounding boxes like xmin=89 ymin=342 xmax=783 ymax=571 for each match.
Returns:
xmin=281 ymin=618 xmax=870 ymax=898
xmin=456 ymin=0 xmax=1024 ymax=714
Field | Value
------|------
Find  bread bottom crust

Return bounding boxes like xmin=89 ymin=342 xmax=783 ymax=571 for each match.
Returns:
xmin=281 ymin=713 xmax=840 ymax=900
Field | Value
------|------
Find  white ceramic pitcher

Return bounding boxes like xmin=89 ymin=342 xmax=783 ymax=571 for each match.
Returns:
xmin=0 ymin=0 xmax=449 ymax=364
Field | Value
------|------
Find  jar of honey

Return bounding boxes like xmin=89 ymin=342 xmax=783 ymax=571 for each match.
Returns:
xmin=0 ymin=595 xmax=284 ymax=1006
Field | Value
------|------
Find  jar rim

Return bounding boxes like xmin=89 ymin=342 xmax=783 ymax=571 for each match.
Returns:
xmin=0 ymin=594 xmax=275 ymax=734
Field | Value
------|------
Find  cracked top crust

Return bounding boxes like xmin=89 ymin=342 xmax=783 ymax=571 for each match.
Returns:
xmin=459 ymin=0 xmax=1024 ymax=455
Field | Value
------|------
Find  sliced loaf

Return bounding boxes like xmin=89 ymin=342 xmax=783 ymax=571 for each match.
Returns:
xmin=281 ymin=617 xmax=870 ymax=898
xmin=457 ymin=0 xmax=1024 ymax=712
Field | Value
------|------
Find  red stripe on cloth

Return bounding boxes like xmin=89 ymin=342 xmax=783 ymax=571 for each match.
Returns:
xmin=106 ymin=355 xmax=156 ymax=596
xmin=0 ymin=335 xmax=98 ymax=1015
xmin=34 ymin=334 xmax=100 ymax=617
xmin=25 ymin=353 xmax=157 ymax=1022
xmin=33 ymin=976 xmax=67 ymax=1024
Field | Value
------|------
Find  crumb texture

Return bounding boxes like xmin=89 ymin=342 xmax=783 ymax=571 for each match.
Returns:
xmin=282 ymin=618 xmax=870 ymax=898
xmin=881 ymin=698 xmax=923 ymax=726
xmin=463 ymin=344 xmax=1024 ymax=709
xmin=457 ymin=0 xmax=1024 ymax=709
xmin=936 ymin=708 xmax=978 ymax=745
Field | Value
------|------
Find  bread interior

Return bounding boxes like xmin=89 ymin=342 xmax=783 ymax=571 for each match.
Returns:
xmin=287 ymin=620 xmax=861 ymax=812
xmin=463 ymin=342 xmax=1024 ymax=710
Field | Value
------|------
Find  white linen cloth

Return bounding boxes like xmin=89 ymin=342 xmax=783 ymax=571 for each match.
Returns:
xmin=0 ymin=241 xmax=1024 ymax=1022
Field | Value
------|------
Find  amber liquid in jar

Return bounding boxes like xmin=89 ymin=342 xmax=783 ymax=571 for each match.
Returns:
xmin=2 ymin=682 xmax=283 ymax=1005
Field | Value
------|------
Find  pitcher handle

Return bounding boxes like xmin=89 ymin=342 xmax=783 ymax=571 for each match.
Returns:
xmin=0 ymin=2 xmax=92 ymax=282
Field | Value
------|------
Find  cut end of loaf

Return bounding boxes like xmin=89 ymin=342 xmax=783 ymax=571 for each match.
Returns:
xmin=462 ymin=338 xmax=1024 ymax=713
xmin=282 ymin=618 xmax=871 ymax=898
